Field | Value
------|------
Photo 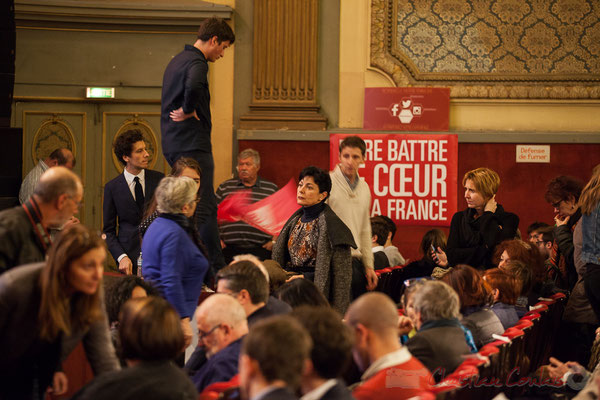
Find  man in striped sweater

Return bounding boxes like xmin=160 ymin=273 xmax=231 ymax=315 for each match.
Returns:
xmin=216 ymin=149 xmax=278 ymax=263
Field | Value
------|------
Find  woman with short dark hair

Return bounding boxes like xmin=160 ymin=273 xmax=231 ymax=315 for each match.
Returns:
xmin=72 ymin=296 xmax=197 ymax=399
xmin=544 ymin=175 xmax=585 ymax=290
xmin=272 ymin=166 xmax=355 ymax=314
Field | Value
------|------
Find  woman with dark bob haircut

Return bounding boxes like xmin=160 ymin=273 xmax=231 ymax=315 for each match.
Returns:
xmin=441 ymin=264 xmax=504 ymax=349
xmin=544 ymin=175 xmax=584 ymax=290
xmin=276 ymin=278 xmax=330 ymax=309
xmin=433 ymin=168 xmax=519 ymax=270
xmin=72 ymin=296 xmax=197 ymax=399
xmin=273 ymin=166 xmax=356 ymax=314
xmin=0 ymin=225 xmax=119 ymax=398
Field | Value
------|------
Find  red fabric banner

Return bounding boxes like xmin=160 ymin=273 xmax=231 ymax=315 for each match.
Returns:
xmin=329 ymin=134 xmax=458 ymax=226
xmin=364 ymin=87 xmax=450 ymax=131
xmin=217 ymin=179 xmax=300 ymax=236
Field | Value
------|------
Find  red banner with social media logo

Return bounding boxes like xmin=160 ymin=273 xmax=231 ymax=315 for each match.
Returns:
xmin=364 ymin=87 xmax=450 ymax=131
xmin=329 ymin=134 xmax=458 ymax=226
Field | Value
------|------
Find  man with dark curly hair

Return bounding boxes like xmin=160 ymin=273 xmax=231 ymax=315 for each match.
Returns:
xmin=103 ymin=129 xmax=164 ymax=274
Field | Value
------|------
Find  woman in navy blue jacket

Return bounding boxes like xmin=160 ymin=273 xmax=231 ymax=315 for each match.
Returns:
xmin=142 ymin=176 xmax=208 ymax=347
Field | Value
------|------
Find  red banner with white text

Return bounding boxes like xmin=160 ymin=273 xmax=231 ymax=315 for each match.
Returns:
xmin=329 ymin=134 xmax=458 ymax=226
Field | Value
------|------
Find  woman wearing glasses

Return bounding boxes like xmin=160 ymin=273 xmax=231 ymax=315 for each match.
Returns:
xmin=142 ymin=177 xmax=208 ymax=349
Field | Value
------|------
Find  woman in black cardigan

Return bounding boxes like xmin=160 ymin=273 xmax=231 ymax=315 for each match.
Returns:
xmin=434 ymin=167 xmax=519 ymax=270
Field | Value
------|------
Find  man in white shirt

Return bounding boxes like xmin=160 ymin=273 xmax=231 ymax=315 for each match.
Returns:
xmin=328 ymin=136 xmax=378 ymax=297
xmin=102 ymin=129 xmax=164 ymax=274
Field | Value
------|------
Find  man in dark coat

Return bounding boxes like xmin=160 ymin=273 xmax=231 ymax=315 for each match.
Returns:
xmin=0 ymin=166 xmax=82 ymax=273
xmin=160 ymin=17 xmax=235 ymax=273
xmin=103 ymin=129 xmax=163 ymax=274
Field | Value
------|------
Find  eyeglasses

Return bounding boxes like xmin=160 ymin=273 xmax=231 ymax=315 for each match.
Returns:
xmin=198 ymin=324 xmax=222 ymax=340
xmin=68 ymin=195 xmax=83 ymax=209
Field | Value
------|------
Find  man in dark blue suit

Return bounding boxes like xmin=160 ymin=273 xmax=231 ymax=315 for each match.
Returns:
xmin=160 ymin=18 xmax=235 ymax=273
xmin=103 ymin=129 xmax=164 ymax=274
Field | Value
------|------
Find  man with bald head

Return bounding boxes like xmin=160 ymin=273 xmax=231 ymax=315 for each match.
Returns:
xmin=345 ymin=292 xmax=432 ymax=399
xmin=191 ymin=293 xmax=249 ymax=392
xmin=0 ymin=166 xmax=83 ymax=273
xmin=19 ymin=148 xmax=75 ymax=204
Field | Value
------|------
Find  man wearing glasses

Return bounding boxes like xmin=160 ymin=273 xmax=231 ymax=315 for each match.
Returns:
xmin=191 ymin=293 xmax=248 ymax=392
xmin=0 ymin=166 xmax=83 ymax=273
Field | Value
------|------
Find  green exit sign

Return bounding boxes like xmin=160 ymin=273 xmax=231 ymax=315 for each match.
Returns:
xmin=86 ymin=87 xmax=115 ymax=98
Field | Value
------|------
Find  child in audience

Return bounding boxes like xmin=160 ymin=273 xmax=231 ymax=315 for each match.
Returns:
xmin=483 ymin=268 xmax=521 ymax=329
xmin=370 ymin=217 xmax=390 ymax=270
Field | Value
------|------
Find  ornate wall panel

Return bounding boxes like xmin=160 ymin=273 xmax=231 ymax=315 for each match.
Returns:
xmin=371 ymin=0 xmax=600 ymax=98
xmin=239 ymin=0 xmax=327 ymax=130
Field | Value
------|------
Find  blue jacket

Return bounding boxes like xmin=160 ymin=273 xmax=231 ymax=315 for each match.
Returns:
xmin=192 ymin=337 xmax=244 ymax=392
xmin=582 ymin=202 xmax=600 ymax=265
xmin=142 ymin=217 xmax=208 ymax=318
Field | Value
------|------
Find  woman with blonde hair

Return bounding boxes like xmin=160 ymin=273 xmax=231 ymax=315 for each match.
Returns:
xmin=0 ymin=225 xmax=119 ymax=398
xmin=433 ymin=167 xmax=519 ymax=270
xmin=581 ymin=165 xmax=600 ymax=321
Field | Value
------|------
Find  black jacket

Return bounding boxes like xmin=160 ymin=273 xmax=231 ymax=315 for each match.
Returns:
xmin=161 ymin=44 xmax=212 ymax=155
xmin=447 ymin=205 xmax=519 ymax=269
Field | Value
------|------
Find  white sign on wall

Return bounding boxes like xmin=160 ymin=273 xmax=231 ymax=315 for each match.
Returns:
xmin=516 ymin=145 xmax=550 ymax=163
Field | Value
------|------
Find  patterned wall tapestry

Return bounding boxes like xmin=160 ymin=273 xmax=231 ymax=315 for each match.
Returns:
xmin=371 ymin=0 xmax=600 ymax=98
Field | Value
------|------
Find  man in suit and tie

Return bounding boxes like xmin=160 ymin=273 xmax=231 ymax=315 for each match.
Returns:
xmin=103 ymin=129 xmax=164 ymax=274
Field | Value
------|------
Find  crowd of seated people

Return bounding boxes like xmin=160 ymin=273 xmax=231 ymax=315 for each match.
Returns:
xmin=3 ymin=135 xmax=600 ymax=400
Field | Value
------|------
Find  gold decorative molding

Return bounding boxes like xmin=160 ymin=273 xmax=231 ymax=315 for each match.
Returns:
xmin=15 ymin=0 xmax=232 ymax=33
xmin=30 ymin=114 xmax=76 ymax=164
xmin=371 ymin=0 xmax=600 ymax=99
xmin=240 ymin=0 xmax=327 ymax=130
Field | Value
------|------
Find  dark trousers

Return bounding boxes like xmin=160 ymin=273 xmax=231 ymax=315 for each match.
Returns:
xmin=164 ymin=150 xmax=226 ymax=273
xmin=222 ymin=244 xmax=272 ymax=264
xmin=351 ymin=257 xmax=368 ymax=300
xmin=585 ymin=263 xmax=600 ymax=323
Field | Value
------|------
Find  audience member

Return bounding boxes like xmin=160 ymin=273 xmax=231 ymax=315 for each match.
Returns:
xmin=328 ymin=136 xmax=378 ymax=297
xmin=277 ymin=278 xmax=330 ymax=309
xmin=72 ymin=296 xmax=197 ymax=399
xmin=494 ymin=239 xmax=553 ymax=305
xmin=482 ymin=268 xmax=521 ymax=330
xmin=192 ymin=294 xmax=249 ymax=392
xmin=534 ymin=226 xmax=555 ymax=266
xmin=142 ymin=177 xmax=208 ymax=347
xmin=580 ymin=165 xmax=600 ymax=322
xmin=545 ymin=175 xmax=584 ymax=290
xmin=370 ymin=217 xmax=391 ymax=270
xmin=292 ymin=306 xmax=354 ymax=400
xmin=527 ymin=221 xmax=550 ymax=244
xmin=239 ymin=315 xmax=312 ymax=400
xmin=403 ymin=228 xmax=447 ymax=280
xmin=403 ymin=281 xmax=473 ymax=382
xmin=161 ymin=18 xmax=235 ymax=274
xmin=441 ymin=264 xmax=504 ymax=348
xmin=216 ymin=259 xmax=291 ymax=326
xmin=501 ymin=259 xmax=534 ymax=317
xmin=104 ymin=275 xmax=158 ymax=362
xmin=19 ymin=147 xmax=75 ymax=204
xmin=216 ymin=149 xmax=279 ymax=262
xmin=433 ymin=167 xmax=519 ymax=270
xmin=345 ymin=292 xmax=431 ymax=399
xmin=0 ymin=166 xmax=83 ymax=273
xmin=262 ymin=259 xmax=288 ymax=293
xmin=273 ymin=166 xmax=355 ymax=314
xmin=377 ymin=215 xmax=406 ymax=266
xmin=399 ymin=279 xmax=428 ymax=341
xmin=0 ymin=225 xmax=119 ymax=398
xmin=139 ymin=156 xmax=202 ymax=237
xmin=103 ymin=129 xmax=164 ymax=274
